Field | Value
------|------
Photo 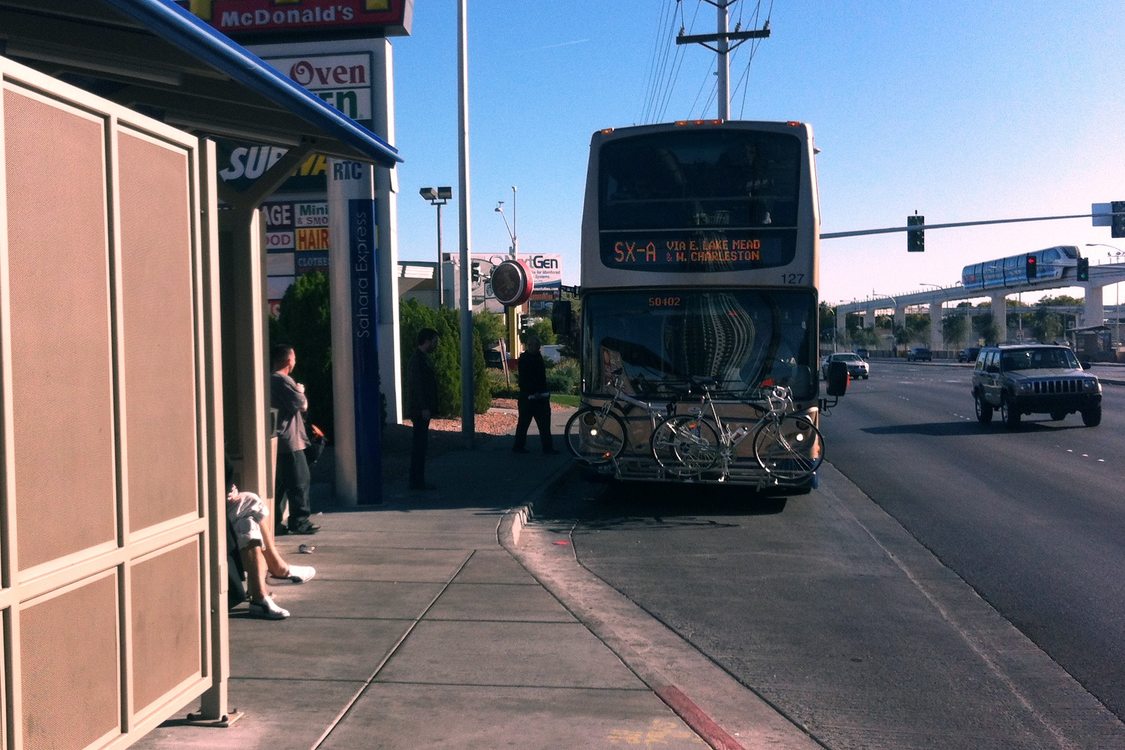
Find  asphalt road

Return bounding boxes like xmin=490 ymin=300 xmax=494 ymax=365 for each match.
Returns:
xmin=822 ymin=361 xmax=1125 ymax=721
xmin=532 ymin=362 xmax=1125 ymax=749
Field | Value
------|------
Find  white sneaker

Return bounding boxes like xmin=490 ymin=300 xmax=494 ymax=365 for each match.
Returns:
xmin=247 ymin=595 xmax=289 ymax=620
xmin=269 ymin=565 xmax=316 ymax=584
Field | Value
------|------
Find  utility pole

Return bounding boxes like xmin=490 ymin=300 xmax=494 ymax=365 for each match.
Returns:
xmin=457 ymin=0 xmax=474 ymax=443
xmin=676 ymin=0 xmax=770 ymax=119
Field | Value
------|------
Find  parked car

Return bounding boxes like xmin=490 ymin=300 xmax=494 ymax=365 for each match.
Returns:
xmin=970 ymin=344 xmax=1102 ymax=428
xmin=821 ymin=352 xmax=870 ymax=379
xmin=957 ymin=346 xmax=981 ymax=363
xmin=540 ymin=344 xmax=564 ymax=364
xmin=483 ymin=348 xmax=504 ymax=369
xmin=906 ymin=347 xmax=932 ymax=362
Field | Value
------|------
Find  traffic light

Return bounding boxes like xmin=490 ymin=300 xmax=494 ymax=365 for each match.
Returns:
xmin=1025 ymin=254 xmax=1037 ymax=280
xmin=1076 ymin=257 xmax=1090 ymax=282
xmin=907 ymin=214 xmax=924 ymax=252
xmin=1112 ymin=200 xmax=1125 ymax=239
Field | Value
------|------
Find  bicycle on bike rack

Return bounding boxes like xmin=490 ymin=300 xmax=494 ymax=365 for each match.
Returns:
xmin=564 ymin=370 xmax=679 ymax=465
xmin=649 ymin=378 xmax=824 ymax=482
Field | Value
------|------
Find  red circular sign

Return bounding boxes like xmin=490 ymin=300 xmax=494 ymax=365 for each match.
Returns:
xmin=492 ymin=259 xmax=533 ymax=306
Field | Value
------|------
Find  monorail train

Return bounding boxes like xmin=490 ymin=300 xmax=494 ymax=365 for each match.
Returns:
xmin=961 ymin=245 xmax=1081 ymax=291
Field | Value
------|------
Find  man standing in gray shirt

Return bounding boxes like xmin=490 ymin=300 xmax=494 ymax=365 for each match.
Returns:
xmin=271 ymin=344 xmax=318 ymax=535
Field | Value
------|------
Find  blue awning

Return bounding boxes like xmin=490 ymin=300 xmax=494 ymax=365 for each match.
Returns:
xmin=0 ymin=0 xmax=401 ymax=166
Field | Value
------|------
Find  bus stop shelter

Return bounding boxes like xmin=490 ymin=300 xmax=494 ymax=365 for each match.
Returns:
xmin=0 ymin=1 xmax=399 ymax=746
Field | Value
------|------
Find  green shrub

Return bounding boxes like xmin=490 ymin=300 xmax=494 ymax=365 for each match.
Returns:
xmin=546 ymin=358 xmax=579 ymax=395
xmin=399 ymin=298 xmax=492 ymax=416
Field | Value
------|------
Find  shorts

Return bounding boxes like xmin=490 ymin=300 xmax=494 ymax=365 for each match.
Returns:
xmin=228 ymin=490 xmax=270 ymax=550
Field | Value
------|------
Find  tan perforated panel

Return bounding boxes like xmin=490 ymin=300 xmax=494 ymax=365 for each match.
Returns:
xmin=118 ymin=132 xmax=199 ymax=531
xmin=130 ymin=540 xmax=203 ymax=711
xmin=20 ymin=575 xmax=120 ymax=749
xmin=3 ymin=89 xmax=117 ymax=570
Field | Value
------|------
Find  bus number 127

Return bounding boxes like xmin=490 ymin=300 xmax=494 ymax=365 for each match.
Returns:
xmin=780 ymin=273 xmax=805 ymax=285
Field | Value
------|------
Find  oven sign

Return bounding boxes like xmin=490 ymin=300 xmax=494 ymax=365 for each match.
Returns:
xmin=261 ymin=52 xmax=374 ymax=122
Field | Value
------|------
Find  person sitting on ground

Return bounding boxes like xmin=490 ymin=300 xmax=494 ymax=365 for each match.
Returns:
xmin=227 ymin=484 xmax=316 ymax=620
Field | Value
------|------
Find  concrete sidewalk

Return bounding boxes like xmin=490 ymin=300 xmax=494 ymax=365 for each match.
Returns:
xmin=134 ymin=409 xmax=810 ymax=749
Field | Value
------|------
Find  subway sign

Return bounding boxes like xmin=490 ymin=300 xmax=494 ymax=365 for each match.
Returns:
xmin=180 ymin=0 xmax=414 ymax=37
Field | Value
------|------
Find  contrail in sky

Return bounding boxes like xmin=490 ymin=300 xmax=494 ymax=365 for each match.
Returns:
xmin=526 ymin=39 xmax=591 ymax=52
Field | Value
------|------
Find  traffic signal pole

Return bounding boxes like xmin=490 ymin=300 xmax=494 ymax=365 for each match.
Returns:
xmin=821 ymin=211 xmax=1116 ymax=242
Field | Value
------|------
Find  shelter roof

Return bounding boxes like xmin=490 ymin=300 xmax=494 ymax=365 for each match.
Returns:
xmin=0 ymin=0 xmax=401 ymax=166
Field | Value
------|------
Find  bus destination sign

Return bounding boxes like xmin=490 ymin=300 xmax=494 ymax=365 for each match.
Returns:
xmin=600 ymin=229 xmax=795 ymax=272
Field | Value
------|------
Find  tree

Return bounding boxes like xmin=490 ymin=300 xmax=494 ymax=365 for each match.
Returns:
xmin=904 ymin=312 xmax=930 ymax=344
xmin=400 ymin=298 xmax=492 ymax=417
xmin=272 ymin=272 xmax=334 ymax=434
xmin=527 ymin=318 xmax=556 ymax=345
xmin=819 ymin=302 xmax=837 ymax=344
xmin=473 ymin=310 xmax=506 ymax=353
xmin=942 ymin=313 xmax=968 ymax=347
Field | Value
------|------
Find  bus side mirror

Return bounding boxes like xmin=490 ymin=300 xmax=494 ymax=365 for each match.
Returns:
xmin=551 ymin=301 xmax=570 ymax=335
xmin=826 ymin=360 xmax=849 ymax=397
xmin=549 ymin=301 xmax=576 ymax=348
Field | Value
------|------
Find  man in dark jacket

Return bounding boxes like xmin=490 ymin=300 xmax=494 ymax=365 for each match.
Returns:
xmin=406 ymin=328 xmax=440 ymax=490
xmin=513 ymin=335 xmax=557 ymax=454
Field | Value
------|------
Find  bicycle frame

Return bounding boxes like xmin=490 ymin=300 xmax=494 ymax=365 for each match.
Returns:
xmin=601 ymin=376 xmax=676 ymax=444
xmin=654 ymin=385 xmax=817 ymax=484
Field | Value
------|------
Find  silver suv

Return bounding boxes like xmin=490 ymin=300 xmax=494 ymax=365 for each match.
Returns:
xmin=971 ymin=345 xmax=1102 ymax=428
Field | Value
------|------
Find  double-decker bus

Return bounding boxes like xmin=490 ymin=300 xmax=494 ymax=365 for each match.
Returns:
xmin=574 ymin=119 xmax=823 ymax=490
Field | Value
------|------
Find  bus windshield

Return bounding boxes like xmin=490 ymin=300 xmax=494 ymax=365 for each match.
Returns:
xmin=584 ymin=288 xmax=818 ymax=402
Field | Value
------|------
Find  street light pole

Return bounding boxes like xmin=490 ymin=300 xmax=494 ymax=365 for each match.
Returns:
xmin=495 ymin=193 xmax=520 ymax=355
xmin=510 ymin=185 xmax=517 ymax=259
xmin=419 ymin=186 xmax=452 ymax=308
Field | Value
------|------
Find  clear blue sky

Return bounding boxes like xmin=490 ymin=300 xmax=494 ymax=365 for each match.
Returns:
xmin=391 ymin=1 xmax=1125 ymax=306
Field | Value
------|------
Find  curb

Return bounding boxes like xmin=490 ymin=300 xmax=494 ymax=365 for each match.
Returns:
xmin=499 ymin=458 xmax=821 ymax=750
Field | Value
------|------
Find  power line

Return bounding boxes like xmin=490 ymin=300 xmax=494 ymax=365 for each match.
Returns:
xmin=643 ymin=0 xmax=675 ymax=123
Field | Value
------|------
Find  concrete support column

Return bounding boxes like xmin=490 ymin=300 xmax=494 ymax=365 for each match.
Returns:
xmin=990 ymin=293 xmax=1007 ymax=343
xmin=893 ymin=306 xmax=906 ymax=354
xmin=1083 ymin=285 xmax=1104 ymax=329
xmin=929 ymin=301 xmax=943 ymax=352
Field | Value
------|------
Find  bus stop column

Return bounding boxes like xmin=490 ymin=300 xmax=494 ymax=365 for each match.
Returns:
xmin=219 ymin=206 xmax=271 ymax=497
xmin=197 ymin=139 xmax=231 ymax=723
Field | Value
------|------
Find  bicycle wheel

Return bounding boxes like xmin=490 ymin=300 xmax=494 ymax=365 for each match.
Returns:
xmin=565 ymin=408 xmax=627 ymax=465
xmin=752 ymin=415 xmax=824 ymax=480
xmin=651 ymin=415 xmax=720 ymax=477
